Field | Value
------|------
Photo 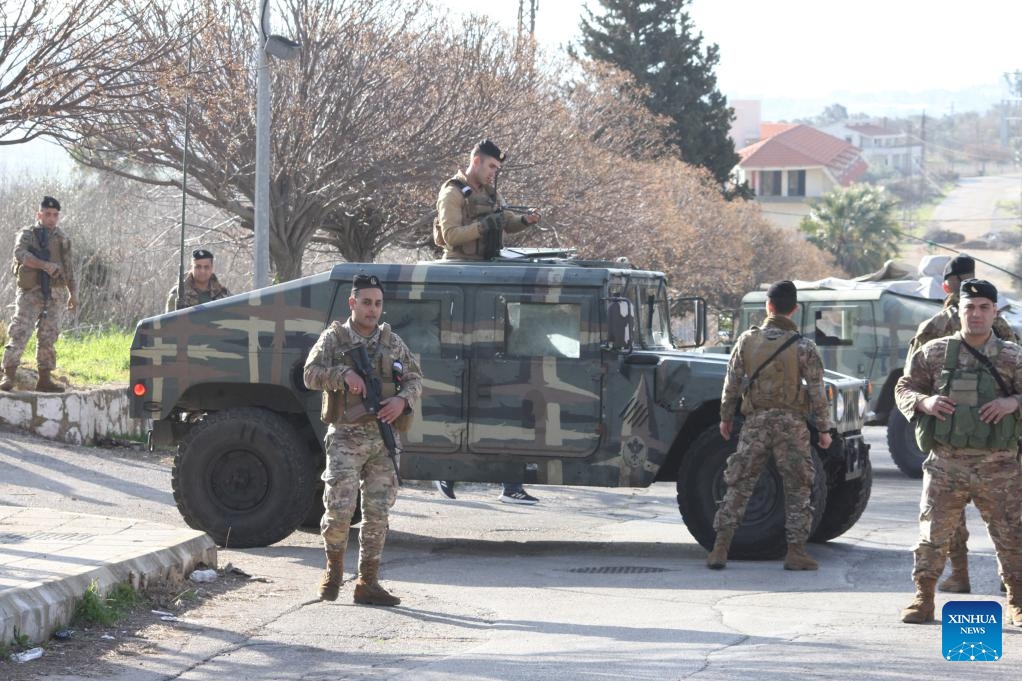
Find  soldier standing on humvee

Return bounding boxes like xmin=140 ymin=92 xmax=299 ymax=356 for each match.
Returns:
xmin=434 ymin=139 xmax=541 ymax=261
xmin=165 ymin=248 xmax=232 ymax=312
xmin=896 ymin=279 xmax=1022 ymax=626
xmin=906 ymin=254 xmax=1018 ymax=595
xmin=303 ymin=274 xmax=422 ymax=606
xmin=708 ymin=281 xmax=832 ymax=571
xmin=1 ymin=196 xmax=77 ymax=394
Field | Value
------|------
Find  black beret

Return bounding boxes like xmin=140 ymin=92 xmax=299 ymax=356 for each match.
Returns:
xmin=767 ymin=280 xmax=797 ymax=304
xmin=943 ymin=254 xmax=975 ymax=280
xmin=473 ymin=139 xmax=506 ymax=162
xmin=192 ymin=249 xmax=214 ymax=260
xmin=41 ymin=196 xmax=61 ymax=211
xmin=352 ymin=273 xmax=384 ymax=293
xmin=959 ymin=278 xmax=997 ymax=303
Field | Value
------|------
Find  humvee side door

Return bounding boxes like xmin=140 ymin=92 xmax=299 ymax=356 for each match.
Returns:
xmin=467 ymin=288 xmax=603 ymax=457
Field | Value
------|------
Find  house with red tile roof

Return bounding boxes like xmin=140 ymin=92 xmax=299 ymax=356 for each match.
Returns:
xmin=819 ymin=121 xmax=921 ymax=175
xmin=735 ymin=124 xmax=868 ymax=228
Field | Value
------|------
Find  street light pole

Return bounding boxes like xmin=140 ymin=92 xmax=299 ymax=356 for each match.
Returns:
xmin=254 ymin=0 xmax=271 ymax=289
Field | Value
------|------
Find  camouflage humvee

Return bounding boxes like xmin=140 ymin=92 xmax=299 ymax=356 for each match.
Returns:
xmin=129 ymin=249 xmax=872 ymax=558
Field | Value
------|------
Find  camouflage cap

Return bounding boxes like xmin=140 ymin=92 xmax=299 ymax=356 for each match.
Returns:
xmin=473 ymin=139 xmax=506 ymax=162
xmin=353 ymin=273 xmax=384 ymax=293
xmin=943 ymin=254 xmax=975 ymax=280
xmin=40 ymin=196 xmax=61 ymax=211
xmin=960 ymin=278 xmax=997 ymax=303
xmin=192 ymin=249 xmax=214 ymax=260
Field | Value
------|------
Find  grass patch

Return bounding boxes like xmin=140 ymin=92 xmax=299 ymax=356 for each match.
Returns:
xmin=0 ymin=629 xmax=32 ymax=661
xmin=17 ymin=327 xmax=132 ymax=387
xmin=72 ymin=581 xmax=141 ymax=627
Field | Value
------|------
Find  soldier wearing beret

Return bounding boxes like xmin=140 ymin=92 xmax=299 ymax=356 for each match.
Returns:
xmin=708 ymin=281 xmax=832 ymax=571
xmin=165 ymin=248 xmax=232 ymax=312
xmin=1 ymin=196 xmax=77 ymax=393
xmin=434 ymin=139 xmax=541 ymax=261
xmin=303 ymin=274 xmax=423 ymax=605
xmin=896 ymin=279 xmax=1022 ymax=625
xmin=906 ymin=254 xmax=1017 ymax=595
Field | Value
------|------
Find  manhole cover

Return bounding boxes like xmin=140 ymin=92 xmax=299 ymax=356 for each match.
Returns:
xmin=567 ymin=566 xmax=669 ymax=574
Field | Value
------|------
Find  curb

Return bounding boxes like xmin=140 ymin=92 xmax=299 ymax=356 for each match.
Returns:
xmin=0 ymin=386 xmax=143 ymax=445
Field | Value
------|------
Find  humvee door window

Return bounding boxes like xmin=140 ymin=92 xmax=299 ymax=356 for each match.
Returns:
xmin=382 ymin=300 xmax=441 ymax=356
xmin=505 ymin=302 xmax=581 ymax=358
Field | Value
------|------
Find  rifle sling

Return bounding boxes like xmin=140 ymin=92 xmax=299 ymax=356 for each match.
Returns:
xmin=959 ymin=338 xmax=1016 ymax=397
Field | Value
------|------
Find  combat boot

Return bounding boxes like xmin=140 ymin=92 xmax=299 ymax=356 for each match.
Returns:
xmin=783 ymin=543 xmax=819 ymax=571
xmin=706 ymin=528 xmax=734 ymax=570
xmin=318 ymin=550 xmax=345 ymax=601
xmin=901 ymin=578 xmax=937 ymax=624
xmin=353 ymin=560 xmax=400 ymax=606
xmin=1007 ymin=585 xmax=1022 ymax=627
xmin=0 ymin=365 xmax=16 ymax=392
xmin=35 ymin=369 xmax=64 ymax=393
xmin=937 ymin=563 xmax=971 ymax=593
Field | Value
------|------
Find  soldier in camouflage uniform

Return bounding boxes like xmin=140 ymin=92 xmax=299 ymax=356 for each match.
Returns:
xmin=906 ymin=255 xmax=1017 ymax=595
xmin=165 ymin=249 xmax=232 ymax=312
xmin=434 ymin=139 xmax=540 ymax=261
xmin=303 ymin=274 xmax=422 ymax=606
xmin=708 ymin=281 xmax=832 ymax=570
xmin=1 ymin=196 xmax=77 ymax=393
xmin=896 ymin=279 xmax=1022 ymax=626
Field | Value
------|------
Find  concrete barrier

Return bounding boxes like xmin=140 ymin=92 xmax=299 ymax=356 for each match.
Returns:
xmin=0 ymin=387 xmax=144 ymax=445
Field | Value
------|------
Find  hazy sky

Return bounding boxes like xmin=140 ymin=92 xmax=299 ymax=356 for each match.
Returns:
xmin=437 ymin=0 xmax=1021 ymax=120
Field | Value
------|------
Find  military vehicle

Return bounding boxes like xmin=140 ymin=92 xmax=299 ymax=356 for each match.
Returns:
xmin=129 ymin=249 xmax=871 ymax=559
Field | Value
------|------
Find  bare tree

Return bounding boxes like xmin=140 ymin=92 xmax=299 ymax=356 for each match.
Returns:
xmin=64 ymin=0 xmax=543 ymax=280
xmin=0 ymin=0 xmax=180 ymax=145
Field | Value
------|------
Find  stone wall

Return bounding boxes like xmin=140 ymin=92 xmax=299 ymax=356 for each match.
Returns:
xmin=0 ymin=387 xmax=144 ymax=445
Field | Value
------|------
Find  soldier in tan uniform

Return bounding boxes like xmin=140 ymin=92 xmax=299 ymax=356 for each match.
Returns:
xmin=434 ymin=139 xmax=541 ymax=261
xmin=304 ymin=274 xmax=422 ymax=606
xmin=906 ymin=254 xmax=1017 ymax=595
xmin=896 ymin=279 xmax=1022 ymax=626
xmin=166 ymin=248 xmax=232 ymax=312
xmin=708 ymin=281 xmax=832 ymax=570
xmin=1 ymin=196 xmax=77 ymax=393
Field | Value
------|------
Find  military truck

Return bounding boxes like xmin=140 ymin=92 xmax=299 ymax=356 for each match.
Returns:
xmin=739 ymin=286 xmax=941 ymax=478
xmin=129 ymin=249 xmax=871 ymax=559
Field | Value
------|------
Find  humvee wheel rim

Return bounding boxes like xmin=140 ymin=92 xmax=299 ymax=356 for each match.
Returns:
xmin=208 ymin=448 xmax=270 ymax=512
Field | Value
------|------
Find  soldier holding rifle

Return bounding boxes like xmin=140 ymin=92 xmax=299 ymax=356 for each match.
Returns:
xmin=303 ymin=274 xmax=422 ymax=606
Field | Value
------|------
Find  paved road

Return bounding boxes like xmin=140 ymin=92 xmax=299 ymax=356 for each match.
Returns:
xmin=902 ymin=172 xmax=1022 ymax=293
xmin=2 ymin=426 xmax=1021 ymax=679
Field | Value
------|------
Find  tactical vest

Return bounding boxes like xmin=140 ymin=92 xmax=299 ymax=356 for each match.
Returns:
xmin=320 ymin=324 xmax=412 ymax=432
xmin=433 ymin=176 xmax=499 ymax=257
xmin=921 ymin=338 xmax=1022 ymax=451
xmin=739 ymin=329 xmax=807 ymax=416
xmin=13 ymin=228 xmax=66 ymax=291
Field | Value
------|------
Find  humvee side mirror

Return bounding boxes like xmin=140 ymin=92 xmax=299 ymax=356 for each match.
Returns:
xmin=606 ymin=297 xmax=633 ymax=351
xmin=671 ymin=296 xmax=708 ymax=348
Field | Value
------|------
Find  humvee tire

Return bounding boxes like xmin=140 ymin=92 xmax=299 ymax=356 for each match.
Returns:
xmin=887 ymin=410 xmax=924 ymax=479
xmin=173 ymin=407 xmax=318 ymax=548
xmin=677 ymin=425 xmax=827 ymax=560
xmin=810 ymin=457 xmax=873 ymax=543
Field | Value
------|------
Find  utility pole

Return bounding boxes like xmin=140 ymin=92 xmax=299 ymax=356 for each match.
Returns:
xmin=254 ymin=0 xmax=271 ymax=289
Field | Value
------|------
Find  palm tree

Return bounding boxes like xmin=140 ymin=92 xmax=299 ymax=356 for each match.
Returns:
xmin=799 ymin=184 xmax=900 ymax=276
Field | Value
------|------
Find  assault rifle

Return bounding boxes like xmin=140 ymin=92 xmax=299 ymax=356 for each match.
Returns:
xmin=28 ymin=227 xmax=52 ymax=317
xmin=344 ymin=344 xmax=402 ymax=485
xmin=481 ymin=205 xmax=539 ymax=260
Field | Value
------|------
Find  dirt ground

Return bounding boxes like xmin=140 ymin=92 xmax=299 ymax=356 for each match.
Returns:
xmin=0 ymin=567 xmax=265 ymax=680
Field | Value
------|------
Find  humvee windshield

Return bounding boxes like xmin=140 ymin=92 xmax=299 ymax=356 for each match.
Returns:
xmin=619 ymin=277 xmax=671 ymax=349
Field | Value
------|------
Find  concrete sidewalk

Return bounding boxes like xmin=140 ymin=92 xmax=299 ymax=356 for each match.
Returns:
xmin=0 ymin=505 xmax=216 ymax=645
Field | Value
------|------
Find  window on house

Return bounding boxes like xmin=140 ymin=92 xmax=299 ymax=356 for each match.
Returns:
xmin=760 ymin=170 xmax=783 ymax=196
xmin=787 ymin=170 xmax=806 ymax=197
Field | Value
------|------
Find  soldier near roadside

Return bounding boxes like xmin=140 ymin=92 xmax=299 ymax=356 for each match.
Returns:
xmin=303 ymin=274 xmax=422 ymax=606
xmin=1 ymin=196 xmax=78 ymax=394
xmin=906 ymin=254 xmax=1018 ymax=595
xmin=165 ymin=249 xmax=232 ymax=312
xmin=709 ymin=281 xmax=833 ymax=571
xmin=434 ymin=139 xmax=541 ymax=261
xmin=895 ymin=279 xmax=1022 ymax=626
